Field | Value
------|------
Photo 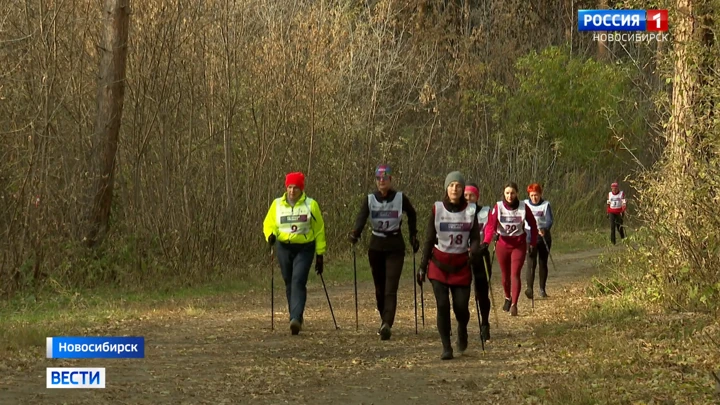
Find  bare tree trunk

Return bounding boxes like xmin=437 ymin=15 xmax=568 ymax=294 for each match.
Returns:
xmin=669 ymin=0 xmax=695 ymax=173
xmin=83 ymin=0 xmax=131 ymax=247
xmin=597 ymin=0 xmax=608 ymax=60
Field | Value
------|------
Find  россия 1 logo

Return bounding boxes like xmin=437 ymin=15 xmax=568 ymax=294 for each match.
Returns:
xmin=578 ymin=9 xmax=669 ymax=42
xmin=578 ymin=10 xmax=668 ymax=31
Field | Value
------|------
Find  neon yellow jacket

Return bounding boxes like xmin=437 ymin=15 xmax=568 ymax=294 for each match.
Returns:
xmin=263 ymin=192 xmax=326 ymax=255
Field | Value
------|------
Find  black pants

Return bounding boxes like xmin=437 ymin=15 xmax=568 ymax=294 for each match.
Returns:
xmin=609 ymin=213 xmax=626 ymax=244
xmin=368 ymin=249 xmax=405 ymax=327
xmin=526 ymin=236 xmax=551 ymax=292
xmin=471 ymin=250 xmax=492 ymax=325
xmin=431 ymin=280 xmax=471 ymax=348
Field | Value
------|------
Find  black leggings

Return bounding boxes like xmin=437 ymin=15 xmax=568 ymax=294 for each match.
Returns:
xmin=609 ymin=213 xmax=626 ymax=244
xmin=471 ymin=250 xmax=492 ymax=325
xmin=431 ymin=280 xmax=471 ymax=346
xmin=526 ymin=238 xmax=550 ymax=292
xmin=368 ymin=249 xmax=405 ymax=327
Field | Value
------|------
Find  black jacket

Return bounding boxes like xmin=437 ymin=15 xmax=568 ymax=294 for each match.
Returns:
xmin=352 ymin=189 xmax=418 ymax=252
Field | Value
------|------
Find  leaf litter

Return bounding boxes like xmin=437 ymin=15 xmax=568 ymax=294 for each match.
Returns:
xmin=0 ymin=248 xmax=718 ymax=404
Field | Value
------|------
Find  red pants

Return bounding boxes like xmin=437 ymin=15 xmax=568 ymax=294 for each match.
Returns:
xmin=495 ymin=242 xmax=527 ymax=305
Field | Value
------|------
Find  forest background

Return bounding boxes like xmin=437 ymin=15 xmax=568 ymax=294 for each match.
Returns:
xmin=0 ymin=0 xmax=717 ymax=316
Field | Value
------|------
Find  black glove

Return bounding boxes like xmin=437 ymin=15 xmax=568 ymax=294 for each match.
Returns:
xmin=528 ymin=245 xmax=537 ymax=255
xmin=315 ymin=255 xmax=324 ymax=275
xmin=348 ymin=231 xmax=359 ymax=245
xmin=417 ymin=266 xmax=426 ymax=285
xmin=411 ymin=235 xmax=420 ymax=253
xmin=479 ymin=242 xmax=489 ymax=253
xmin=267 ymin=234 xmax=276 ymax=248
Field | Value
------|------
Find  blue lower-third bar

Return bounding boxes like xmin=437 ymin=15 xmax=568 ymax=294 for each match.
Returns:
xmin=46 ymin=336 xmax=145 ymax=359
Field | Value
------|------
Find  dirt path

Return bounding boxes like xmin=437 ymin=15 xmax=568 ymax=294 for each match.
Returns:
xmin=2 ymin=247 xmax=613 ymax=405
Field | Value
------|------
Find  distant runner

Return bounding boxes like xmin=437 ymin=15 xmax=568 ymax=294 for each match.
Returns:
xmin=606 ymin=182 xmax=627 ymax=245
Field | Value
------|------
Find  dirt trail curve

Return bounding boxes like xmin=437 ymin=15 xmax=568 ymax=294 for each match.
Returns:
xmin=2 ymin=247 xmax=613 ymax=405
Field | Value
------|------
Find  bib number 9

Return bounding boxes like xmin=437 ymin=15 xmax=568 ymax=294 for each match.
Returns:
xmin=291 ymin=224 xmax=298 ymax=233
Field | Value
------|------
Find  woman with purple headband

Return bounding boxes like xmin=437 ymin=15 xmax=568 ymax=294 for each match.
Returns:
xmin=349 ymin=165 xmax=419 ymax=340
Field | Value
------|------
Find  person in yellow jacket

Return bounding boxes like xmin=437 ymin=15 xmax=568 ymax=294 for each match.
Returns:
xmin=263 ymin=172 xmax=326 ymax=335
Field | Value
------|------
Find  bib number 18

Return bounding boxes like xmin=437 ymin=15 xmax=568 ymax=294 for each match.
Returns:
xmin=449 ymin=234 xmax=463 ymax=245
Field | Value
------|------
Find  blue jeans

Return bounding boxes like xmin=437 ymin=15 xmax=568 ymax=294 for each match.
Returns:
xmin=275 ymin=241 xmax=316 ymax=323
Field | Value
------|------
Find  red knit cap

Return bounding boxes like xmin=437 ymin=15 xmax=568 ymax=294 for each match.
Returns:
xmin=285 ymin=172 xmax=305 ymax=190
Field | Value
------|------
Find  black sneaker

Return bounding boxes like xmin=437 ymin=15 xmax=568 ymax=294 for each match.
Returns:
xmin=539 ymin=289 xmax=548 ymax=298
xmin=441 ymin=347 xmax=454 ymax=360
xmin=525 ymin=289 xmax=534 ymax=299
xmin=503 ymin=298 xmax=511 ymax=312
xmin=379 ymin=323 xmax=392 ymax=340
xmin=481 ymin=324 xmax=490 ymax=342
xmin=290 ymin=319 xmax=302 ymax=335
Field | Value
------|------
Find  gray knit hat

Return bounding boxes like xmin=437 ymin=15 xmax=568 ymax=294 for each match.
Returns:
xmin=444 ymin=171 xmax=466 ymax=190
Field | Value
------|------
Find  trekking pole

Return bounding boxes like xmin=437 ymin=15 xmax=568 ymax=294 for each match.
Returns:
xmin=420 ymin=275 xmax=425 ymax=328
xmin=413 ymin=252 xmax=418 ymax=335
xmin=541 ymin=234 xmax=558 ymax=274
xmin=530 ymin=247 xmax=535 ymax=311
xmin=270 ymin=249 xmax=274 ymax=331
xmin=319 ymin=273 xmax=339 ymax=330
xmin=483 ymin=257 xmax=494 ymax=355
xmin=352 ymin=245 xmax=358 ymax=331
xmin=475 ymin=295 xmax=483 ymax=352
xmin=472 ymin=255 xmax=482 ymax=342
xmin=487 ymin=241 xmax=499 ymax=329
xmin=531 ymin=286 xmax=535 ymax=311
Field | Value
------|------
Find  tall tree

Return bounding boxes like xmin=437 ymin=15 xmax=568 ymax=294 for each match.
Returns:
xmin=669 ymin=0 xmax=696 ymax=171
xmin=83 ymin=0 xmax=131 ymax=247
xmin=597 ymin=0 xmax=608 ymax=59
